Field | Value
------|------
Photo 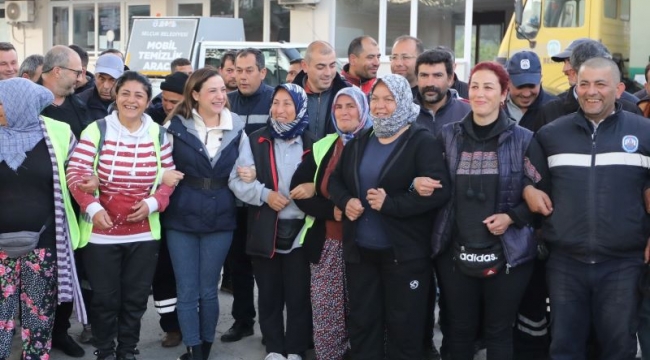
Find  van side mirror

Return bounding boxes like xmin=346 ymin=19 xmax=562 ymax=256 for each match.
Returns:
xmin=514 ymin=0 xmax=524 ymax=26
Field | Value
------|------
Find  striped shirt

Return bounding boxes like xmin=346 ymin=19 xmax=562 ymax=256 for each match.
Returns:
xmin=67 ymin=114 xmax=175 ymax=244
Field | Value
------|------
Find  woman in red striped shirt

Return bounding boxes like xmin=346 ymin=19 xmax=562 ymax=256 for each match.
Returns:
xmin=66 ymin=71 xmax=177 ymax=360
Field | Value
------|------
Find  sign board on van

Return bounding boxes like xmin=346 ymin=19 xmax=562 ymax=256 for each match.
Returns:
xmin=125 ymin=18 xmax=199 ymax=76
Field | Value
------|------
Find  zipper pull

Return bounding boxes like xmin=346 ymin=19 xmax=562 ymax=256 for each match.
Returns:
xmin=506 ymin=263 xmax=511 ymax=275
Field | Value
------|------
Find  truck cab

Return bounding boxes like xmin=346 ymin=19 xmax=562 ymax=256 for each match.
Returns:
xmin=497 ymin=0 xmax=631 ymax=95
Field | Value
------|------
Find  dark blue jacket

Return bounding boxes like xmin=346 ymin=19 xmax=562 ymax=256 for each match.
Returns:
xmin=530 ymin=104 xmax=650 ymax=262
xmin=78 ymin=86 xmax=111 ymax=122
xmin=503 ymin=87 xmax=557 ymax=132
xmin=431 ymin=112 xmax=537 ymax=268
xmin=227 ymin=84 xmax=274 ymax=136
xmin=163 ymin=112 xmax=244 ymax=233
xmin=415 ymin=90 xmax=470 ymax=136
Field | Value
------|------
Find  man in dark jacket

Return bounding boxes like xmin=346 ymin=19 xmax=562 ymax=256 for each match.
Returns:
xmin=537 ymin=39 xmax=641 ymax=131
xmin=504 ymin=51 xmax=557 ymax=131
xmin=221 ymin=48 xmax=275 ymax=344
xmin=524 ymin=57 xmax=650 ymax=360
xmin=146 ymin=71 xmax=187 ymax=125
xmin=505 ymin=51 xmax=556 ymax=360
xmin=414 ymin=49 xmax=470 ymax=136
xmin=69 ymin=44 xmax=95 ymax=94
xmin=78 ymin=53 xmax=124 ymax=122
xmin=341 ymin=36 xmax=380 ymax=95
xmin=294 ymin=40 xmax=351 ymax=140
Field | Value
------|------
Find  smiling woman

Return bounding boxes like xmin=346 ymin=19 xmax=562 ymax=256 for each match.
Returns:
xmin=66 ymin=70 xmax=176 ymax=360
xmin=162 ymin=67 xmax=246 ymax=360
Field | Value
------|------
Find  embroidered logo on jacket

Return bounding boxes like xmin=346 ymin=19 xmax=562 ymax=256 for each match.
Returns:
xmin=622 ymin=135 xmax=639 ymax=153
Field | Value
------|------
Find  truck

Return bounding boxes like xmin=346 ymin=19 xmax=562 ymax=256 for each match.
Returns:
xmin=497 ymin=0 xmax=637 ymax=95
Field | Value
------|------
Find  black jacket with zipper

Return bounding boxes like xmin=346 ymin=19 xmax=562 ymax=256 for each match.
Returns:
xmin=327 ymin=124 xmax=452 ymax=263
xmin=529 ymin=104 xmax=650 ymax=262
xmin=291 ymin=137 xmax=340 ymax=264
xmin=246 ymin=126 xmax=316 ymax=258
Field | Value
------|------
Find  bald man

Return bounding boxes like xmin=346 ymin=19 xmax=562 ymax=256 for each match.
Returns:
xmin=293 ymin=40 xmax=351 ymax=139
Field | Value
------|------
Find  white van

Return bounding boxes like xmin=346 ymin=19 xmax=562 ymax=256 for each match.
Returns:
xmin=194 ymin=41 xmax=307 ymax=87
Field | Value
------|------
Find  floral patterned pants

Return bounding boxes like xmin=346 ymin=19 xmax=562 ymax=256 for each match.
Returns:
xmin=0 ymin=248 xmax=57 ymax=360
xmin=310 ymin=238 xmax=348 ymax=360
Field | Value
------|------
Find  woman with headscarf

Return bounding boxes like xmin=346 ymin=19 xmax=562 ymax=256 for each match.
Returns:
xmin=229 ymin=83 xmax=315 ymax=360
xmin=289 ymin=86 xmax=371 ymax=360
xmin=419 ymin=61 xmax=538 ymax=360
xmin=0 ymin=78 xmax=85 ymax=360
xmin=327 ymin=74 xmax=451 ymax=360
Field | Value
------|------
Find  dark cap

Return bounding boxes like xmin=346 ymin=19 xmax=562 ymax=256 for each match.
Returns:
xmin=551 ymin=38 xmax=592 ymax=62
xmin=507 ymin=51 xmax=542 ymax=87
xmin=160 ymin=72 xmax=189 ymax=95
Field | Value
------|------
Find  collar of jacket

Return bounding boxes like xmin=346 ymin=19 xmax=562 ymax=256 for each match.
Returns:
xmin=341 ymin=63 xmax=374 ymax=87
xmin=293 ymin=69 xmax=350 ymax=95
xmin=457 ymin=110 xmax=516 ymax=144
xmin=415 ymin=89 xmax=454 ymax=116
xmin=236 ymin=82 xmax=272 ymax=100
xmin=573 ymin=101 xmax=623 ymax=131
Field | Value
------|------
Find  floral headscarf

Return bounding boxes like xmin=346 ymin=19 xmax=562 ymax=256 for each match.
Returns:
xmin=0 ymin=78 xmax=54 ymax=170
xmin=331 ymin=86 xmax=372 ymax=144
xmin=269 ymin=83 xmax=310 ymax=140
xmin=370 ymin=74 xmax=419 ymax=138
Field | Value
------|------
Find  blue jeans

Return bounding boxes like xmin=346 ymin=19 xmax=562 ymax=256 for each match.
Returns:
xmin=167 ymin=229 xmax=233 ymax=346
xmin=547 ymin=252 xmax=642 ymax=360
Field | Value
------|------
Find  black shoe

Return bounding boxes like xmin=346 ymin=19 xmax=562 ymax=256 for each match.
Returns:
xmin=52 ymin=334 xmax=85 ymax=357
xmin=178 ymin=345 xmax=203 ymax=360
xmin=220 ymin=321 xmax=254 ymax=342
xmin=116 ymin=353 xmax=136 ymax=360
xmin=94 ymin=349 xmax=116 ymax=360
xmin=201 ymin=341 xmax=213 ymax=360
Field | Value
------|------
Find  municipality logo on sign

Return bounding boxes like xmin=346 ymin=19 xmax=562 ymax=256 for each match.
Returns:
xmin=520 ymin=59 xmax=531 ymax=70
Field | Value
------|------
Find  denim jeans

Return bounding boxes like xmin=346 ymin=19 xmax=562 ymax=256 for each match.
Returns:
xmin=547 ymin=252 xmax=642 ymax=360
xmin=167 ymin=230 xmax=233 ymax=346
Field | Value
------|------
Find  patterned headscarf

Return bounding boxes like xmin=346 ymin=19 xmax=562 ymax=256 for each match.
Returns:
xmin=370 ymin=74 xmax=420 ymax=138
xmin=269 ymin=83 xmax=310 ymax=140
xmin=0 ymin=78 xmax=54 ymax=171
xmin=331 ymin=86 xmax=372 ymax=144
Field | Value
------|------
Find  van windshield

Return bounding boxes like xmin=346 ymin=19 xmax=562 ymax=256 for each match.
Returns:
xmin=203 ymin=46 xmax=304 ymax=86
xmin=543 ymin=0 xmax=585 ymax=28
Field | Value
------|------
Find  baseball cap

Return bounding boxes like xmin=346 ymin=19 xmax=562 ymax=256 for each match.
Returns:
xmin=550 ymin=38 xmax=592 ymax=62
xmin=160 ymin=72 xmax=189 ymax=95
xmin=507 ymin=51 xmax=542 ymax=87
xmin=95 ymin=54 xmax=124 ymax=79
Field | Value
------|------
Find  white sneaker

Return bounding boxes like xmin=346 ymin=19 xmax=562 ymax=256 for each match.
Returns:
xmin=287 ymin=355 xmax=302 ymax=360
xmin=264 ymin=353 xmax=287 ymax=360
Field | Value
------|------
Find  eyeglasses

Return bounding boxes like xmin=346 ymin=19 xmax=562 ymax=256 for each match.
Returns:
xmin=389 ymin=54 xmax=417 ymax=62
xmin=59 ymin=66 xmax=83 ymax=78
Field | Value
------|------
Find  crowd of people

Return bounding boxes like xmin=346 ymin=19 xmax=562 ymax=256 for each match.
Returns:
xmin=0 ymin=32 xmax=650 ymax=360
